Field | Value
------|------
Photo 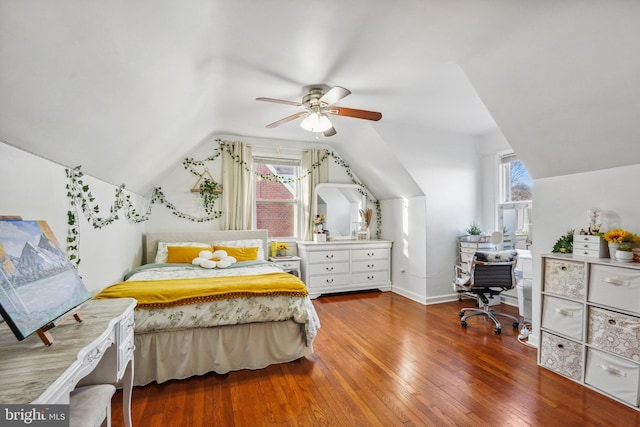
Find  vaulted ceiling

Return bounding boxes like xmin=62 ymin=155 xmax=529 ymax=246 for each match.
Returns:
xmin=1 ymin=1 xmax=639 ymax=198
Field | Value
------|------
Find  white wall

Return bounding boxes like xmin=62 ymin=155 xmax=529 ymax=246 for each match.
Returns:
xmin=378 ymin=127 xmax=481 ymax=304
xmin=0 ymin=141 xmax=146 ymax=293
xmin=530 ymin=163 xmax=640 ymax=347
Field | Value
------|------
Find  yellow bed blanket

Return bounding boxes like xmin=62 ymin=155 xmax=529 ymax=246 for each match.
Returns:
xmin=94 ymin=272 xmax=308 ymax=309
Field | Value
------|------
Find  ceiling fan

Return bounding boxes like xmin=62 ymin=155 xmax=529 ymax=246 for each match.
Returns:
xmin=256 ymin=85 xmax=382 ymax=137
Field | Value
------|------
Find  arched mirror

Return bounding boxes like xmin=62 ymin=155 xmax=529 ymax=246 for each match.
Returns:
xmin=314 ymin=183 xmax=366 ymax=238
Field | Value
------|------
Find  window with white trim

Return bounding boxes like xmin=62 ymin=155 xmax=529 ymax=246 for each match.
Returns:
xmin=498 ymin=152 xmax=533 ymax=249
xmin=254 ymin=155 xmax=302 ymax=239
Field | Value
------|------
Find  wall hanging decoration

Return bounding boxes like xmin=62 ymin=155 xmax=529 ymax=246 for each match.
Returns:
xmin=189 ymin=168 xmax=222 ymax=215
xmin=64 ymin=138 xmax=381 ymax=266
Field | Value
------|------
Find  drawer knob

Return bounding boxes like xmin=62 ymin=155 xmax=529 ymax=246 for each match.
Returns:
xmin=326 ymin=254 xmax=334 ymax=259
xmin=561 ymin=266 xmax=567 ymax=271
xmin=367 ymin=275 xmax=374 ymax=280
xmin=607 ymin=319 xmax=617 ymax=326
xmin=326 ymin=279 xmax=334 ymax=284
xmin=326 ymin=266 xmax=334 ymax=271
xmin=367 ymin=252 xmax=374 ymax=257
xmin=557 ymin=344 xmax=564 ymax=349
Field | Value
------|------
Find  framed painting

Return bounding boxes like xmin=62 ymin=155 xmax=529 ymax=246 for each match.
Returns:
xmin=0 ymin=219 xmax=90 ymax=341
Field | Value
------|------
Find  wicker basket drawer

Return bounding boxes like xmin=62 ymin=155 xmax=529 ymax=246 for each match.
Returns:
xmin=589 ymin=264 xmax=640 ymax=316
xmin=543 ymin=258 xmax=586 ymax=298
xmin=588 ymin=307 xmax=640 ymax=361
xmin=585 ymin=348 xmax=640 ymax=406
xmin=540 ymin=331 xmax=583 ymax=381
xmin=542 ymin=295 xmax=584 ymax=340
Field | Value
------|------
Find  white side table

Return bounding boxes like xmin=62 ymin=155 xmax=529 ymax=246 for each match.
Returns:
xmin=269 ymin=256 xmax=301 ymax=277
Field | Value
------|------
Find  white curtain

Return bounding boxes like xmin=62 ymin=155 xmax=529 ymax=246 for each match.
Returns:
xmin=221 ymin=141 xmax=253 ymax=230
xmin=302 ymin=149 xmax=328 ymax=240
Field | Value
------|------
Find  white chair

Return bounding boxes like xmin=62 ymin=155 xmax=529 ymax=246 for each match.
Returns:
xmin=70 ymin=384 xmax=116 ymax=427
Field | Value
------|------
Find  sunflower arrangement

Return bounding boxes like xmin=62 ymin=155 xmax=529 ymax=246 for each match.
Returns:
xmin=277 ymin=242 xmax=289 ymax=251
xmin=602 ymin=229 xmax=639 ymax=244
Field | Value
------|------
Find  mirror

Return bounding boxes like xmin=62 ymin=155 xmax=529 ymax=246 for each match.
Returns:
xmin=498 ymin=202 xmax=532 ymax=250
xmin=314 ymin=183 xmax=366 ymax=238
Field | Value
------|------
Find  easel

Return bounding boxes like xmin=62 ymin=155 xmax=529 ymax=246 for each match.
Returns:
xmin=0 ymin=216 xmax=84 ymax=346
xmin=36 ymin=307 xmax=84 ymax=346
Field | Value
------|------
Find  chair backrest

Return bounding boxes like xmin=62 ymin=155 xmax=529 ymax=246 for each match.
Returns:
xmin=471 ymin=250 xmax=518 ymax=290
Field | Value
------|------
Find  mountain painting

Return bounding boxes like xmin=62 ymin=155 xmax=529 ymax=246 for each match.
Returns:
xmin=0 ymin=219 xmax=90 ymax=341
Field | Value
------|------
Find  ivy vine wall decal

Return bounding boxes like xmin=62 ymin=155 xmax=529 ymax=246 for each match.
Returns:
xmin=65 ymin=139 xmax=381 ymax=266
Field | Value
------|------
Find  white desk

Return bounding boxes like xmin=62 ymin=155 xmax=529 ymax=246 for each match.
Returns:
xmin=0 ymin=298 xmax=136 ymax=427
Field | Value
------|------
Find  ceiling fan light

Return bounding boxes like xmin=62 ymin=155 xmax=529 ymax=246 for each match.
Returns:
xmin=300 ymin=112 xmax=332 ymax=133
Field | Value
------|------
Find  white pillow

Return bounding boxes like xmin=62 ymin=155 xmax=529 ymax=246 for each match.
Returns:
xmin=154 ymin=241 xmax=211 ymax=264
xmin=211 ymin=239 xmax=265 ymax=260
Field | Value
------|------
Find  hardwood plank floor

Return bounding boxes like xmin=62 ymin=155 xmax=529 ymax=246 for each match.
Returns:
xmin=111 ymin=291 xmax=640 ymax=426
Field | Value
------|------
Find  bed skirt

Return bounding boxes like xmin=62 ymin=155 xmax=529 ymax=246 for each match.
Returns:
xmin=133 ymin=320 xmax=314 ymax=386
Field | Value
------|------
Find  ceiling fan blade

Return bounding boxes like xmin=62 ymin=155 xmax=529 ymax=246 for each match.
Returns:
xmin=328 ymin=106 xmax=382 ymax=121
xmin=266 ymin=111 xmax=307 ymax=128
xmin=319 ymin=86 xmax=351 ymax=106
xmin=323 ymin=127 xmax=337 ymax=137
xmin=256 ymin=97 xmax=303 ymax=107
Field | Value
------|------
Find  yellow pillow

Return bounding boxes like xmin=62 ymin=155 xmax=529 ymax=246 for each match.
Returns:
xmin=213 ymin=245 xmax=259 ymax=262
xmin=166 ymin=246 xmax=212 ymax=263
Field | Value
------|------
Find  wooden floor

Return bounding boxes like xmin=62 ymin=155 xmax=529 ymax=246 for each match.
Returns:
xmin=111 ymin=291 xmax=640 ymax=426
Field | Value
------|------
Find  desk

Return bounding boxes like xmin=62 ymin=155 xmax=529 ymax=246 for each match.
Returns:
xmin=0 ymin=298 xmax=136 ymax=427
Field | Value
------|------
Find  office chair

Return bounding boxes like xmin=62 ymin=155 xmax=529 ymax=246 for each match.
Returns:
xmin=455 ymin=250 xmax=520 ymax=335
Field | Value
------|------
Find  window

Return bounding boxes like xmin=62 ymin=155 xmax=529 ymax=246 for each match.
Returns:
xmin=500 ymin=152 xmax=532 ymax=203
xmin=498 ymin=152 xmax=533 ymax=249
xmin=254 ymin=156 xmax=302 ymax=239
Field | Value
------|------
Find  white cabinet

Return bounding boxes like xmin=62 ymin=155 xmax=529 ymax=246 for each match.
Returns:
xmin=297 ymin=240 xmax=392 ymax=298
xmin=540 ymin=254 xmax=640 ymax=411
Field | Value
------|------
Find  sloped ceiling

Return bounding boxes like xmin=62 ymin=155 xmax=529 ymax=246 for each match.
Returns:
xmin=1 ymin=1 xmax=638 ymax=196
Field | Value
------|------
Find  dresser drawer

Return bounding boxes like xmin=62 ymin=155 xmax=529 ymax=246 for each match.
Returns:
xmin=573 ymin=248 xmax=604 ymax=258
xmin=460 ymin=252 xmax=474 ymax=265
xmin=573 ymin=235 xmax=607 ymax=258
xmin=588 ymin=307 xmax=640 ymax=361
xmin=117 ymin=312 xmax=135 ymax=379
xmin=351 ymin=248 xmax=389 ymax=261
xmin=308 ymin=262 xmax=349 ymax=275
xmin=351 ymin=271 xmax=389 ymax=284
xmin=542 ymin=295 xmax=584 ymax=340
xmin=309 ymin=250 xmax=350 ymax=263
xmin=589 ymin=264 xmax=640 ymax=315
xmin=543 ymin=258 xmax=586 ymax=298
xmin=540 ymin=331 xmax=583 ymax=381
xmin=352 ymin=259 xmax=388 ymax=273
xmin=585 ymin=348 xmax=640 ymax=406
xmin=307 ymin=273 xmax=350 ymax=288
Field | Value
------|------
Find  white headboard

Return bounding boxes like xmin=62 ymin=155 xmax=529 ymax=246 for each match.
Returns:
xmin=144 ymin=230 xmax=269 ymax=264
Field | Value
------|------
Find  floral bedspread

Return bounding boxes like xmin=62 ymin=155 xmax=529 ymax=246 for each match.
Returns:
xmin=127 ymin=261 xmax=320 ymax=345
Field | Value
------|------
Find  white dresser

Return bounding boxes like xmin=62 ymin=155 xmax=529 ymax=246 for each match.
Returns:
xmin=0 ymin=298 xmax=136 ymax=426
xmin=297 ymin=240 xmax=392 ymax=298
xmin=540 ymin=254 xmax=640 ymax=410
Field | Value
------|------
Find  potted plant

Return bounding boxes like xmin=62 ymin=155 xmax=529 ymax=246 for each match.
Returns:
xmin=466 ymin=222 xmax=483 ymax=242
xmin=602 ymin=229 xmax=638 ymax=259
xmin=199 ymin=178 xmax=222 ymax=215
xmin=615 ymin=243 xmax=634 ymax=262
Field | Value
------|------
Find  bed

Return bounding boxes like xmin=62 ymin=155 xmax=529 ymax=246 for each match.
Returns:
xmin=95 ymin=230 xmax=320 ymax=386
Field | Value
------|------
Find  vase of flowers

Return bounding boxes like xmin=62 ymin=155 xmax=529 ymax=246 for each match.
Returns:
xmin=602 ymin=229 xmax=639 ymax=259
xmin=277 ymin=242 xmax=289 ymax=257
